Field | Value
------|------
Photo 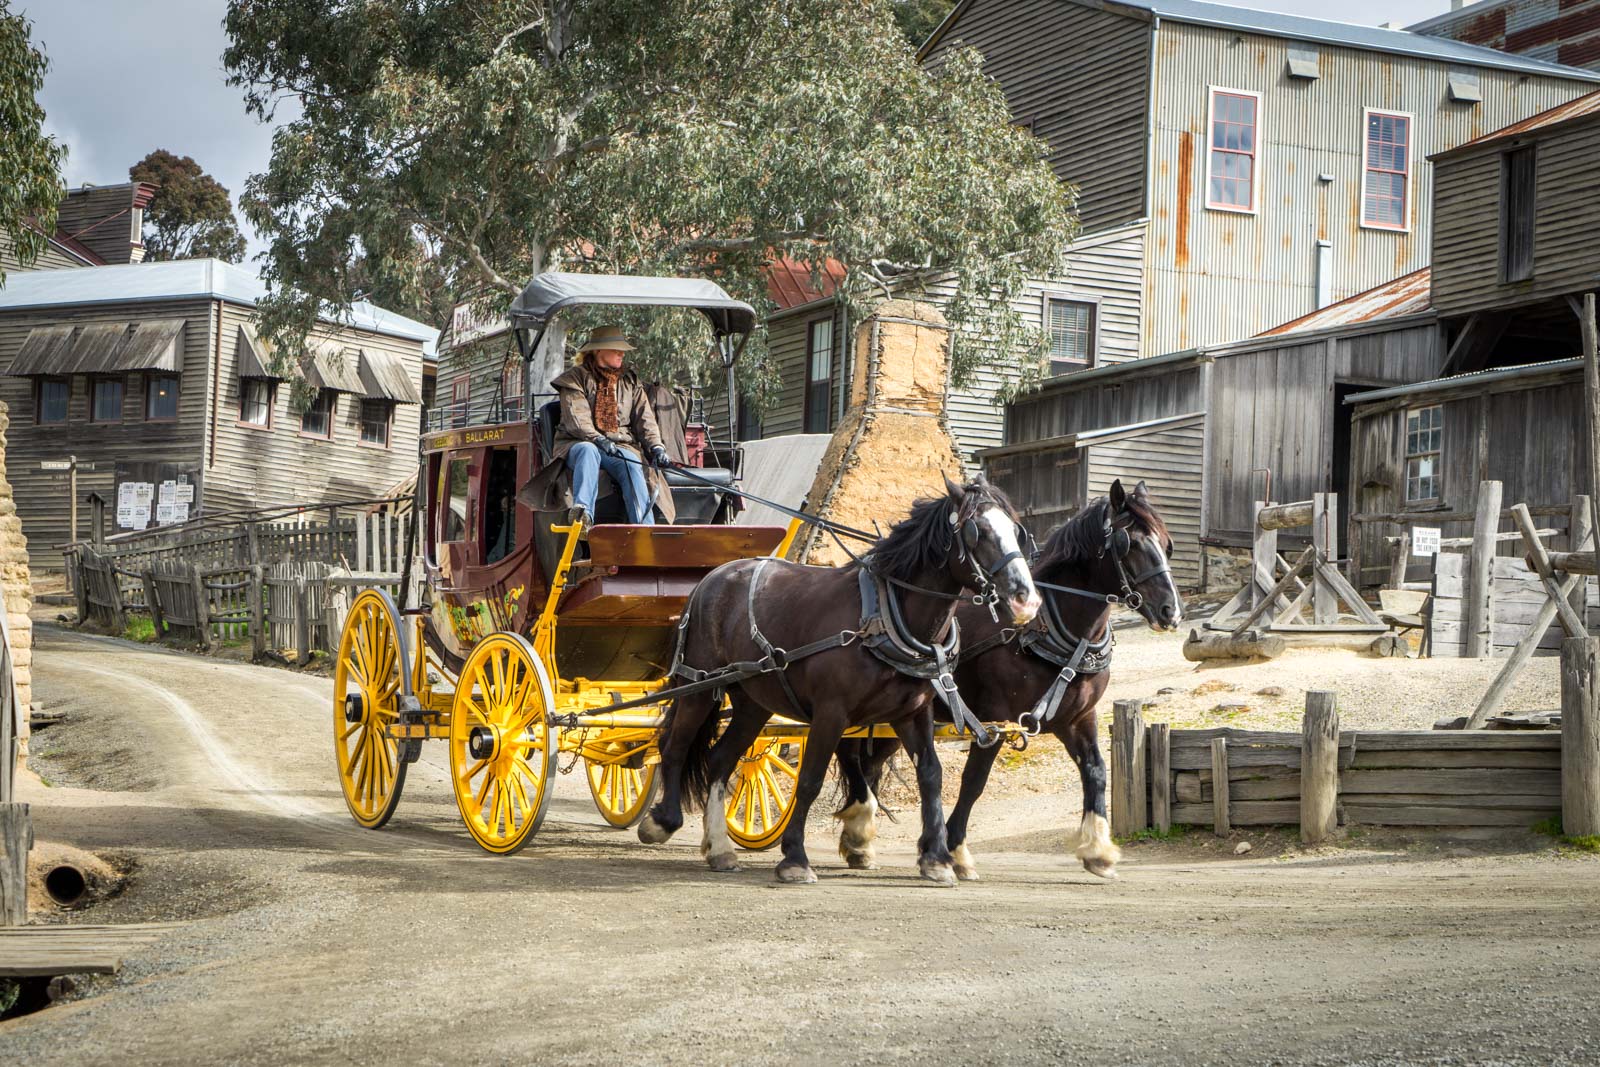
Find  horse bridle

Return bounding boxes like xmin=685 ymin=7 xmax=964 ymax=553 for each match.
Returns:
xmin=951 ymin=507 xmax=1029 ymax=621
xmin=1029 ymin=513 xmax=1170 ymax=612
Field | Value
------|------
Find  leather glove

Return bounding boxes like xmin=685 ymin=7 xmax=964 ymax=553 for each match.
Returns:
xmin=591 ymin=435 xmax=621 ymax=458
xmin=649 ymin=445 xmax=674 ymax=469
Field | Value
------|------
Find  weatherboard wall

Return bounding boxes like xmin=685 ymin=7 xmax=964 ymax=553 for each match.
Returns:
xmin=921 ymin=0 xmax=1153 ymax=232
xmin=1431 ymin=114 xmax=1600 ymax=317
xmin=0 ymin=298 xmax=215 ymax=568
xmin=1144 ymin=20 xmax=1594 ymax=356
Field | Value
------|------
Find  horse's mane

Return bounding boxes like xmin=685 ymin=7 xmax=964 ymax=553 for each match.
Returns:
xmin=1035 ymin=493 xmax=1170 ymax=574
xmin=858 ymin=481 xmax=1016 ymax=582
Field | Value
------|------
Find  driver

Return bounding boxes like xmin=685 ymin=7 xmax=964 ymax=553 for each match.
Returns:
xmin=525 ymin=324 xmax=675 ymax=527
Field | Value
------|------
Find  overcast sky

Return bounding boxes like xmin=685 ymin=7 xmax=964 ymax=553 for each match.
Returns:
xmin=21 ymin=0 xmax=1454 ymax=263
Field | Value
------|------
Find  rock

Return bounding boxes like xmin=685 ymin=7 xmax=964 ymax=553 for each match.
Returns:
xmin=1157 ymin=687 xmax=1178 ymax=695
xmin=1254 ymin=686 xmax=1286 ymax=697
xmin=1233 ymin=841 xmax=1253 ymax=855
xmin=1433 ymin=715 xmax=1469 ymax=731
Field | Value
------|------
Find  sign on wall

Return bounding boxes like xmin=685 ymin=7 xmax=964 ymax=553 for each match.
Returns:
xmin=113 ymin=463 xmax=203 ymax=531
xmin=1412 ymin=526 xmax=1442 ymax=556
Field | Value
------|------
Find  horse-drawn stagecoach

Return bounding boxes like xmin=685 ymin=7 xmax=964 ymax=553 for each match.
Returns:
xmin=332 ymin=272 xmax=1182 ymax=880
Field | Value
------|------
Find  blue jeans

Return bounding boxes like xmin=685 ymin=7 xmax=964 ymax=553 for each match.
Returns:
xmin=567 ymin=441 xmax=655 ymax=525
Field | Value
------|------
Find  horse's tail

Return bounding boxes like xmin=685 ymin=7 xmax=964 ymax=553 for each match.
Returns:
xmin=676 ymin=695 xmax=721 ymax=813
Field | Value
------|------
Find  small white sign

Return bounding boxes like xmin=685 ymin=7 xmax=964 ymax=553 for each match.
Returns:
xmin=129 ymin=506 xmax=150 ymax=528
xmin=174 ymin=483 xmax=195 ymax=503
xmin=158 ymin=480 xmax=177 ymax=505
xmin=1412 ymin=526 xmax=1442 ymax=556
xmin=171 ymin=501 xmax=190 ymax=523
xmin=156 ymin=503 xmax=175 ymax=525
xmin=116 ymin=506 xmax=136 ymax=529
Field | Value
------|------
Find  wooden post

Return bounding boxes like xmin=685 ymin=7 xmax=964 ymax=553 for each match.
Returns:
xmin=1514 ymin=502 xmax=1586 ymax=639
xmin=356 ymin=512 xmax=368 ymax=572
xmin=1300 ymin=691 xmax=1340 ymax=844
xmin=1580 ymin=293 xmax=1600 ymax=552
xmin=1313 ymin=493 xmax=1335 ymax=624
xmin=1570 ymin=495 xmax=1593 ymax=622
xmin=142 ymin=568 xmax=166 ymax=640
xmin=1251 ymin=501 xmax=1280 ymax=613
xmin=0 ymin=801 xmax=31 ymax=926
xmin=248 ymin=564 xmax=266 ymax=660
xmin=1387 ymin=529 xmax=1412 ymax=590
xmin=190 ymin=566 xmax=213 ymax=650
xmin=1467 ymin=575 xmax=1579 ymax=729
xmin=1148 ymin=722 xmax=1171 ymax=833
xmin=1210 ymin=738 xmax=1230 ymax=835
xmin=1562 ymin=636 xmax=1600 ymax=837
xmin=1109 ymin=699 xmax=1147 ymax=837
xmin=295 ymin=575 xmax=311 ymax=665
xmin=1465 ymin=480 xmax=1503 ymax=658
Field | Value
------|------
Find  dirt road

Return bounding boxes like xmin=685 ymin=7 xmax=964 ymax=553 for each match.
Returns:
xmin=6 ymin=624 xmax=1600 ymax=1066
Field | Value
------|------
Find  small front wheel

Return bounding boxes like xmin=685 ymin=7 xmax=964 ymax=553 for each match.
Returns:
xmin=447 ymin=633 xmax=557 ymax=855
xmin=725 ymin=735 xmax=806 ymax=851
xmin=333 ymin=590 xmax=408 ymax=829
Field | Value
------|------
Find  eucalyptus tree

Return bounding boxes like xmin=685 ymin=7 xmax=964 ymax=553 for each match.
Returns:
xmin=0 ymin=2 xmax=65 ymax=286
xmin=225 ymin=0 xmax=1075 ymax=400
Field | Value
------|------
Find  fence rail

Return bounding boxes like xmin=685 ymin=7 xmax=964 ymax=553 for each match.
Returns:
xmin=69 ymin=507 xmax=416 ymax=662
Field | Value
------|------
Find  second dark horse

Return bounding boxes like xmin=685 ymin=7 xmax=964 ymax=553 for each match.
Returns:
xmin=834 ymin=479 xmax=1183 ymax=881
xmin=639 ymin=477 xmax=1041 ymax=885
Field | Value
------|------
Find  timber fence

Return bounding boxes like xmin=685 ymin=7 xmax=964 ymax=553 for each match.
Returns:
xmin=1109 ymin=687 xmax=1597 ymax=841
xmin=67 ymin=501 xmax=416 ymax=663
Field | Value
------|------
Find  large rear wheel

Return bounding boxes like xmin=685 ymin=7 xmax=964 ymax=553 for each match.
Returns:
xmin=333 ymin=590 xmax=408 ymax=829
xmin=584 ymin=733 xmax=657 ymax=828
xmin=725 ymin=735 xmax=806 ymax=851
xmin=448 ymin=633 xmax=557 ymax=855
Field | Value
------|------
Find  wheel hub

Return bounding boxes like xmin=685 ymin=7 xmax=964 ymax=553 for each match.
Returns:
xmin=467 ymin=724 xmax=499 ymax=761
xmin=344 ymin=694 xmax=364 ymax=724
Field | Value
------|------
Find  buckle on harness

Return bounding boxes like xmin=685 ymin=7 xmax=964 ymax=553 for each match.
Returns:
xmin=1017 ymin=711 xmax=1043 ymax=737
xmin=1123 ymin=591 xmax=1143 ymax=610
xmin=937 ymin=671 xmax=958 ymax=694
xmin=767 ymin=647 xmax=789 ymax=670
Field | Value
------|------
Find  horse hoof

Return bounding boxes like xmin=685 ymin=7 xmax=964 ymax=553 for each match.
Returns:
xmin=919 ymin=860 xmax=958 ymax=887
xmin=775 ymin=863 xmax=818 ymax=884
xmin=841 ymin=848 xmax=878 ymax=870
xmin=951 ymin=843 xmax=980 ymax=881
xmin=706 ymin=852 xmax=742 ymax=873
xmin=638 ymin=815 xmax=673 ymax=845
xmin=1082 ymin=857 xmax=1120 ymax=880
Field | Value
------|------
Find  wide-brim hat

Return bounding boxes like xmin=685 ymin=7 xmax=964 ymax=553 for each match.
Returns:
xmin=578 ymin=324 xmax=636 ymax=353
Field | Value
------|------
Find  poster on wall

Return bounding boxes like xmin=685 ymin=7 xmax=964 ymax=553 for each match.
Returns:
xmin=113 ymin=463 xmax=203 ymax=532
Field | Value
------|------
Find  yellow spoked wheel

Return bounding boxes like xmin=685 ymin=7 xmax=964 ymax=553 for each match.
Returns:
xmin=333 ymin=590 xmax=408 ymax=829
xmin=448 ymin=633 xmax=557 ymax=855
xmin=725 ymin=735 xmax=806 ymax=851
xmin=584 ymin=737 xmax=657 ymax=828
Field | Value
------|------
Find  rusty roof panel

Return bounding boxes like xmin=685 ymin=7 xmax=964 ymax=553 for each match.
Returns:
xmin=764 ymin=258 xmax=845 ymax=311
xmin=1257 ymin=268 xmax=1433 ymax=337
xmin=1442 ymin=88 xmax=1600 ymax=153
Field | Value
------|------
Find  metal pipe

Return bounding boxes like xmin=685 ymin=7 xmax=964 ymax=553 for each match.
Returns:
xmin=43 ymin=863 xmax=87 ymax=908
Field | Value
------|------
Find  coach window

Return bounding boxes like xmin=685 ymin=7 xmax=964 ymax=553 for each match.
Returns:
xmin=441 ymin=456 xmax=471 ymax=542
xmin=483 ymin=448 xmax=520 ymax=563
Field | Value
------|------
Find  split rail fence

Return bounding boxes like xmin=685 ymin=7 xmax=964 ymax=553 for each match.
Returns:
xmin=66 ymin=504 xmax=416 ymax=663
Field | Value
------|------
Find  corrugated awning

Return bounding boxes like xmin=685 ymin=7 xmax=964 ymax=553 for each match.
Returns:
xmin=357 ymin=348 xmax=421 ymax=404
xmin=301 ymin=345 xmax=365 ymax=394
xmin=237 ymin=323 xmax=281 ymax=380
xmin=7 ymin=318 xmax=185 ymax=377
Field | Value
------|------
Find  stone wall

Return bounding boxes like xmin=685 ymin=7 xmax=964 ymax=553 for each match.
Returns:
xmin=1201 ymin=543 xmax=1250 ymax=595
xmin=0 ymin=404 xmax=33 ymax=736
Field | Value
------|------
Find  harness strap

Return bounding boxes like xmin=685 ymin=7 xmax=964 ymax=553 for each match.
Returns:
xmin=928 ymin=642 xmax=996 ymax=748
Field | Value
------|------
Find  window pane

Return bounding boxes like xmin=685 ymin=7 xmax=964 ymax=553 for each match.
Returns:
xmin=360 ymin=400 xmax=390 ymax=445
xmin=442 ymin=458 xmax=470 ymax=541
xmin=146 ymin=375 xmax=179 ymax=420
xmin=1047 ymin=299 xmax=1092 ymax=365
xmin=38 ymin=380 xmax=68 ymax=424
xmin=301 ymin=390 xmax=333 ymax=437
xmin=240 ymin=380 xmax=271 ymax=426
xmin=92 ymin=379 xmax=123 ymax=422
xmin=809 ymin=320 xmax=833 ymax=383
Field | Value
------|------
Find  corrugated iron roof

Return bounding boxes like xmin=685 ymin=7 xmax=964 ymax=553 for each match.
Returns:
xmin=1441 ymin=87 xmax=1600 ymax=153
xmin=0 ymin=260 xmax=439 ymax=355
xmin=236 ymin=323 xmax=279 ymax=380
xmin=358 ymin=348 xmax=422 ymax=404
xmin=926 ymin=0 xmax=1600 ymax=80
xmin=765 ymin=257 xmax=845 ymax=311
xmin=1257 ymin=268 xmax=1433 ymax=337
xmin=302 ymin=346 xmax=366 ymax=394
xmin=7 ymin=318 xmax=185 ymax=376
xmin=1346 ymin=356 xmax=1583 ymax=404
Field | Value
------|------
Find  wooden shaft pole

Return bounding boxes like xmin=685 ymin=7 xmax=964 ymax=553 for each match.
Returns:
xmin=1466 ymin=480 xmax=1504 ymax=659
xmin=1467 ymin=575 xmax=1579 ymax=730
xmin=1514 ymin=503 xmax=1586 ymax=639
xmin=1300 ymin=691 xmax=1340 ymax=844
xmin=1571 ymin=496 xmax=1594 ymax=622
xmin=1561 ymin=636 xmax=1600 ymax=837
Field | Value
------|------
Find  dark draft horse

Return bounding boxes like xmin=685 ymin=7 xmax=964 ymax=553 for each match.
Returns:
xmin=639 ymin=477 xmax=1042 ymax=885
xmin=834 ymin=479 xmax=1184 ymax=881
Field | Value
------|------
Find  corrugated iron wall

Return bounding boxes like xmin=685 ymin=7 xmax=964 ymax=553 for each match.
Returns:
xmin=1145 ymin=20 xmax=1593 ymax=355
xmin=1411 ymin=0 xmax=1600 ymax=72
xmin=1086 ymin=416 xmax=1206 ymax=588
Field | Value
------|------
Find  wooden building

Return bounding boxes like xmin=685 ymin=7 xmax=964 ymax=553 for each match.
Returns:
xmin=1409 ymin=0 xmax=1600 ymax=73
xmin=0 ymin=182 xmax=156 ymax=278
xmin=0 ymin=260 xmax=437 ymax=568
xmin=979 ymin=270 xmax=1445 ymax=588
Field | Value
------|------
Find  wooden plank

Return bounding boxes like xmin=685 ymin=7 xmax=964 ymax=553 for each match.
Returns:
xmin=1342 ymin=803 xmax=1556 ymax=827
xmin=1466 ymin=574 xmax=1579 ymax=729
xmin=1170 ymin=801 xmax=1301 ymax=826
xmin=1177 ymin=769 xmax=1300 ymax=803
xmin=1514 ymin=503 xmax=1587 ymax=639
xmin=1210 ymin=738 xmax=1230 ymax=835
xmin=1149 ymin=722 xmax=1171 ymax=833
xmin=1345 ymin=731 xmax=1560 ymax=751
xmin=1171 ymin=747 xmax=1304 ymax=771
xmin=1348 ymin=748 xmax=1562 ymax=770
xmin=1109 ymin=699 xmax=1146 ymax=836
xmin=1348 ymin=793 xmax=1563 ymax=811
xmin=1340 ymin=768 xmax=1560 ymax=797
xmin=0 ymin=802 xmax=31 ymax=926
xmin=1170 ymin=727 xmax=1302 ymax=747
xmin=1562 ymin=636 xmax=1600 ymax=836
xmin=1301 ymin=691 xmax=1339 ymax=844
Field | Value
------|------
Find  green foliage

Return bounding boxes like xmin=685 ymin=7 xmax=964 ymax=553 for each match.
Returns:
xmin=1533 ymin=816 xmax=1600 ymax=853
xmin=894 ymin=0 xmax=953 ymax=49
xmin=224 ymin=0 xmax=1075 ymax=405
xmin=1119 ymin=824 xmax=1191 ymax=843
xmin=129 ymin=150 xmax=248 ymax=263
xmin=0 ymin=2 xmax=65 ymax=287
xmin=123 ymin=615 xmax=157 ymax=643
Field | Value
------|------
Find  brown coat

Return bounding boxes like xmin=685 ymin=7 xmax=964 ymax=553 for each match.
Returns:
xmin=518 ymin=358 xmax=677 ymax=523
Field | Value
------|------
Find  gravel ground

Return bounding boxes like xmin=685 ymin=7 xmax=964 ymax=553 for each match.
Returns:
xmin=3 ymin=622 xmax=1598 ymax=1066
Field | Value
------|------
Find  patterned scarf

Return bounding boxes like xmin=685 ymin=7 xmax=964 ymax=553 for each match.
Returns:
xmin=592 ymin=361 xmax=623 ymax=433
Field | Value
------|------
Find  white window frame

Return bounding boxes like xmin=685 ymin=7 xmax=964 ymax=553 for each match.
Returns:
xmin=1041 ymin=292 xmax=1099 ymax=375
xmin=1360 ymin=107 xmax=1414 ymax=234
xmin=1404 ymin=404 xmax=1443 ymax=504
xmin=1205 ymin=85 xmax=1263 ymax=216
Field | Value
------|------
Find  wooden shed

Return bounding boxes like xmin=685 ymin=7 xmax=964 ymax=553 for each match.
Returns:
xmin=0 ymin=260 xmax=437 ymax=568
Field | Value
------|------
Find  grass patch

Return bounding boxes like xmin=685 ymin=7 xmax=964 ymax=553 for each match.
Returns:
xmin=123 ymin=616 xmax=156 ymax=643
xmin=1119 ymin=824 xmax=1190 ymax=844
xmin=1533 ymin=816 xmax=1600 ymax=854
